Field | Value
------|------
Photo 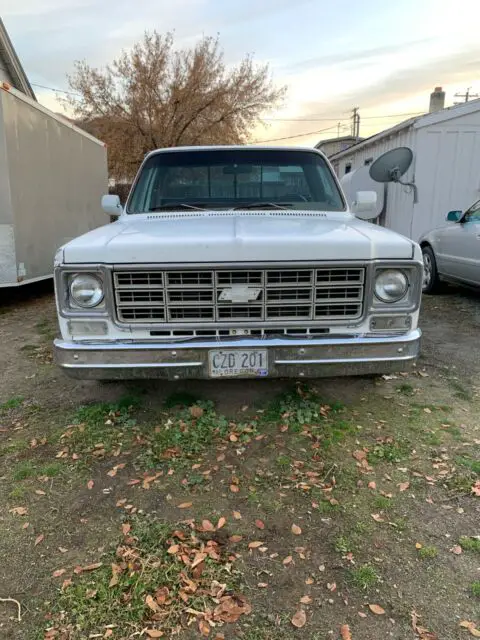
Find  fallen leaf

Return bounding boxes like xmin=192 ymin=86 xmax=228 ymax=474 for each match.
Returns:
xmin=61 ymin=578 xmax=72 ymax=591
xmin=35 ymin=489 xmax=46 ymax=496
xmin=145 ymin=594 xmax=160 ymax=613
xmin=230 ymin=484 xmax=239 ymax=493
xmin=353 ymin=449 xmax=367 ymax=461
xmin=121 ymin=523 xmax=131 ymax=536
xmin=291 ymin=609 xmax=307 ymax=628
xmin=255 ymin=519 xmax=265 ymax=530
xmin=34 ymin=534 xmax=45 ymax=546
xmin=74 ymin=562 xmax=103 ymax=573
xmin=52 ymin=568 xmax=66 ymax=578
xmin=460 ymin=621 xmax=480 ymax=637
xmin=305 ymin=577 xmax=314 ymax=585
xmin=291 ymin=524 xmax=302 ymax=535
xmin=109 ymin=563 xmax=122 ymax=587
xmin=369 ymin=604 xmax=385 ymax=615
xmin=9 ymin=506 xmax=27 ymax=516
xmin=155 ymin=586 xmax=170 ymax=605
xmin=358 ymin=611 xmax=367 ymax=618
xmin=368 ymin=481 xmax=376 ymax=490
xmin=327 ymin=582 xmax=336 ymax=592
xmin=213 ymin=594 xmax=251 ymax=623
xmin=145 ymin=630 xmax=164 ymax=638
xmin=398 ymin=481 xmax=410 ymax=492
xmin=300 ymin=595 xmax=312 ymax=604
xmin=471 ymin=481 xmax=480 ymax=497
xmin=415 ymin=543 xmax=423 ymax=549
xmin=58 ymin=547 xmax=68 ymax=553
xmin=283 ymin=555 xmax=293 ymax=565
xmin=167 ymin=544 xmax=179 ymax=555
xmin=217 ymin=517 xmax=227 ymax=530
xmin=229 ymin=535 xmax=243 ymax=543
xmin=233 ymin=511 xmax=242 ymax=519
xmin=22 ymin=522 xmax=29 ymax=530
xmin=202 ymin=519 xmax=215 ymax=532
xmin=198 ymin=618 xmax=210 ymax=636
xmin=340 ymin=624 xmax=352 ymax=640
xmin=371 ymin=513 xmax=385 ymax=522
xmin=248 ymin=541 xmax=263 ymax=549
xmin=190 ymin=405 xmax=204 ymax=419
xmin=87 ymin=480 xmax=94 ymax=490
xmin=450 ymin=545 xmax=462 ymax=555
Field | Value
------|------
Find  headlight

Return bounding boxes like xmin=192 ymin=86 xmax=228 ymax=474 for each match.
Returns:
xmin=375 ymin=269 xmax=408 ymax=303
xmin=69 ymin=274 xmax=104 ymax=308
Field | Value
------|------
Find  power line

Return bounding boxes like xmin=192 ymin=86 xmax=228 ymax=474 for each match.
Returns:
xmin=31 ymin=82 xmax=81 ymax=98
xmin=261 ymin=111 xmax=424 ymax=122
xmin=253 ymin=124 xmax=339 ymax=144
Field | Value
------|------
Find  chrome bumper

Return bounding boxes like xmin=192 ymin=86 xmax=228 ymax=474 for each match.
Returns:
xmin=54 ymin=330 xmax=421 ymax=380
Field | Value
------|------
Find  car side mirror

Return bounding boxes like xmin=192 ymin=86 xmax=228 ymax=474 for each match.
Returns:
xmin=102 ymin=194 xmax=122 ymax=217
xmin=351 ymin=191 xmax=378 ymax=219
xmin=446 ymin=210 xmax=462 ymax=222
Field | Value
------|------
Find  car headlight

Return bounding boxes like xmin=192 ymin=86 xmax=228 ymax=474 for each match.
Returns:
xmin=375 ymin=269 xmax=408 ymax=303
xmin=69 ymin=274 xmax=104 ymax=308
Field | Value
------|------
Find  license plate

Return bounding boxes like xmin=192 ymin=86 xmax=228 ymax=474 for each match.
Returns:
xmin=208 ymin=349 xmax=268 ymax=378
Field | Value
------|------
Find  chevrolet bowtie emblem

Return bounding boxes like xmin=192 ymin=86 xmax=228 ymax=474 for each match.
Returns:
xmin=218 ymin=285 xmax=262 ymax=303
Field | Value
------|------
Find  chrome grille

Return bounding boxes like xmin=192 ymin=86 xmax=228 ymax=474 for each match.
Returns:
xmin=114 ymin=267 xmax=365 ymax=324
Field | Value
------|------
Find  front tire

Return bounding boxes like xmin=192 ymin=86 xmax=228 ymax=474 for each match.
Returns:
xmin=422 ymin=245 xmax=441 ymax=294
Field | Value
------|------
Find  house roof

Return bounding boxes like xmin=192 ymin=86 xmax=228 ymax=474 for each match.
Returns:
xmin=0 ymin=18 xmax=36 ymax=100
xmin=315 ymin=135 xmax=363 ymax=148
xmin=330 ymin=97 xmax=480 ymax=161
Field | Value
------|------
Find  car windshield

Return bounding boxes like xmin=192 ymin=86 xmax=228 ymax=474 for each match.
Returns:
xmin=127 ymin=149 xmax=345 ymax=213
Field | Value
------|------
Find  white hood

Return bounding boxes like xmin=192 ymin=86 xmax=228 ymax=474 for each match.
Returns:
xmin=61 ymin=211 xmax=415 ymax=264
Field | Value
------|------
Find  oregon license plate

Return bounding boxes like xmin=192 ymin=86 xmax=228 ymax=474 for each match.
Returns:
xmin=208 ymin=349 xmax=268 ymax=378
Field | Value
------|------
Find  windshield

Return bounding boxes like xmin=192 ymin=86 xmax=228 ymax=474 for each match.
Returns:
xmin=127 ymin=149 xmax=345 ymax=213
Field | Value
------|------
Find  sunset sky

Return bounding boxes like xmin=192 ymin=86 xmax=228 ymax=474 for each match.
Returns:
xmin=3 ymin=0 xmax=480 ymax=146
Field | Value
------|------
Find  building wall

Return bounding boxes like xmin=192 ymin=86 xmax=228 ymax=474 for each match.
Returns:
xmin=0 ymin=57 xmax=14 ymax=85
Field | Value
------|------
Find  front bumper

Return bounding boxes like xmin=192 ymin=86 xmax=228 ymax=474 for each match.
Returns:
xmin=54 ymin=330 xmax=421 ymax=380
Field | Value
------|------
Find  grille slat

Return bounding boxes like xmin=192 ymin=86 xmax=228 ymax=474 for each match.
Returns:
xmin=114 ymin=267 xmax=365 ymax=324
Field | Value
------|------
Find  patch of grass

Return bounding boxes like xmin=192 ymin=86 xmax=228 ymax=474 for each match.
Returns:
xmin=459 ymin=537 xmax=480 ymax=554
xmin=12 ymin=461 xmax=36 ymax=481
xmin=334 ymin=535 xmax=354 ymax=554
xmin=354 ymin=521 xmax=373 ymax=535
xmin=368 ymin=440 xmax=409 ymax=463
xmin=40 ymin=462 xmax=63 ymax=478
xmin=424 ymin=431 xmax=442 ymax=446
xmin=418 ymin=545 xmax=438 ymax=559
xmin=0 ymin=395 xmax=24 ymax=411
xmin=44 ymin=515 xmax=242 ymax=638
xmin=397 ymin=382 xmax=414 ymax=395
xmin=35 ymin=317 xmax=57 ymax=341
xmin=372 ymin=495 xmax=393 ymax=511
xmin=456 ymin=456 xmax=480 ymax=476
xmin=9 ymin=485 xmax=27 ymax=500
xmin=349 ymin=564 xmax=380 ymax=590
xmin=0 ymin=439 xmax=29 ymax=455
xmin=275 ymin=454 xmax=291 ymax=470
xmin=264 ymin=386 xmax=343 ymax=431
xmin=471 ymin=581 xmax=480 ymax=598
xmin=449 ymin=379 xmax=472 ymax=402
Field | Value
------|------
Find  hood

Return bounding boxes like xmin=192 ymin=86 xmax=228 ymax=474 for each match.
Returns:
xmin=61 ymin=211 xmax=415 ymax=264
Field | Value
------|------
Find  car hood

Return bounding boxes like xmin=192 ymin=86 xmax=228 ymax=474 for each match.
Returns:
xmin=61 ymin=211 xmax=415 ymax=264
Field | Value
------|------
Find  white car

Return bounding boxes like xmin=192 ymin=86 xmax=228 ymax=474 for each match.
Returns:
xmin=53 ymin=146 xmax=422 ymax=380
xmin=420 ymin=200 xmax=480 ymax=293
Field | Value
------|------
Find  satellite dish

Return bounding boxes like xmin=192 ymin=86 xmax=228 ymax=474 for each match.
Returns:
xmin=369 ymin=147 xmax=413 ymax=183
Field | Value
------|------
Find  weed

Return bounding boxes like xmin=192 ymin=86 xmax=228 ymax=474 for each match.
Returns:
xmin=456 ymin=456 xmax=480 ymax=476
xmin=471 ymin=581 xmax=480 ymax=598
xmin=40 ymin=462 xmax=63 ymax=478
xmin=369 ymin=440 xmax=408 ymax=463
xmin=397 ymin=383 xmax=414 ymax=395
xmin=12 ymin=461 xmax=36 ymax=481
xmin=0 ymin=395 xmax=24 ymax=411
xmin=350 ymin=564 xmax=380 ymax=590
xmin=35 ymin=317 xmax=57 ymax=341
xmin=373 ymin=495 xmax=393 ymax=511
xmin=418 ymin=545 xmax=438 ymax=559
xmin=164 ymin=391 xmax=200 ymax=409
xmin=424 ymin=431 xmax=442 ymax=446
xmin=9 ymin=485 xmax=27 ymax=500
xmin=354 ymin=521 xmax=373 ymax=535
xmin=275 ymin=454 xmax=291 ymax=470
xmin=449 ymin=379 xmax=472 ymax=402
xmin=459 ymin=537 xmax=480 ymax=554
xmin=334 ymin=535 xmax=353 ymax=554
xmin=0 ymin=439 xmax=29 ymax=455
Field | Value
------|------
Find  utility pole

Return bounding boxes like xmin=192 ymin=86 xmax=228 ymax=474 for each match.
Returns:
xmin=337 ymin=122 xmax=341 ymax=137
xmin=454 ymin=87 xmax=479 ymax=103
xmin=351 ymin=108 xmax=360 ymax=139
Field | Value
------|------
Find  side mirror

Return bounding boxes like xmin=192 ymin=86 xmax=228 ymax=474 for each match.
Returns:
xmin=352 ymin=191 xmax=378 ymax=219
xmin=446 ymin=210 xmax=462 ymax=222
xmin=102 ymin=194 xmax=122 ymax=217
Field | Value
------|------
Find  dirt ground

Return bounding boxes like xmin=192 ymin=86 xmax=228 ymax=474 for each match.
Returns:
xmin=0 ymin=282 xmax=479 ymax=640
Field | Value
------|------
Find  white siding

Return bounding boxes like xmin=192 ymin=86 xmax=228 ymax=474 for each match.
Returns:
xmin=333 ymin=106 xmax=480 ymax=240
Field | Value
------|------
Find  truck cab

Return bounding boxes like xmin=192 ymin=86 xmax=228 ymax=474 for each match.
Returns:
xmin=54 ymin=146 xmax=422 ymax=379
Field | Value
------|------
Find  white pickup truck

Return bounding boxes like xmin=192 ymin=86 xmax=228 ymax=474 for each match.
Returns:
xmin=53 ymin=146 xmax=422 ymax=380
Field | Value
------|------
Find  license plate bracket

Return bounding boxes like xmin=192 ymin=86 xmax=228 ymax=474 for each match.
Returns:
xmin=208 ymin=349 xmax=268 ymax=378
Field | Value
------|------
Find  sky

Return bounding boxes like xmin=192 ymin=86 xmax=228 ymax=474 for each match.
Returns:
xmin=2 ymin=0 xmax=480 ymax=146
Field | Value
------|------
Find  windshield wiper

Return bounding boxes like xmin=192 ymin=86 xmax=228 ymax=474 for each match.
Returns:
xmin=149 ymin=203 xmax=206 ymax=212
xmin=232 ymin=202 xmax=292 ymax=210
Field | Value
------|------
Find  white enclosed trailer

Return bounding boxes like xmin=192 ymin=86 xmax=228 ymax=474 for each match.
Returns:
xmin=0 ymin=83 xmax=107 ymax=287
xmin=330 ymin=99 xmax=480 ymax=241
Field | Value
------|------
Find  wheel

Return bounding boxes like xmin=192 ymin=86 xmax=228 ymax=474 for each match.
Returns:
xmin=422 ymin=245 xmax=441 ymax=294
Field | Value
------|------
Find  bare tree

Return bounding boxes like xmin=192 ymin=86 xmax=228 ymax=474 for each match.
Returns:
xmin=66 ymin=33 xmax=285 ymax=181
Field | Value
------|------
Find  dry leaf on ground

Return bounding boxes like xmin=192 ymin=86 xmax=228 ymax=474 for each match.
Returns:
xmin=369 ymin=604 xmax=385 ymax=615
xmin=291 ymin=609 xmax=307 ymax=628
xmin=9 ymin=506 xmax=28 ymax=516
xmin=87 ymin=480 xmax=94 ymax=490
xmin=145 ymin=630 xmax=164 ymax=638
xmin=190 ymin=405 xmax=204 ymax=419
xmin=255 ymin=519 xmax=265 ymax=529
xmin=340 ymin=624 xmax=352 ymax=640
xmin=34 ymin=534 xmax=44 ymax=546
xmin=291 ymin=524 xmax=302 ymax=535
xmin=202 ymin=519 xmax=215 ymax=532
xmin=217 ymin=517 xmax=226 ymax=530
xmin=460 ymin=621 xmax=480 ymax=637
xmin=398 ymin=481 xmax=410 ymax=492
xmin=178 ymin=502 xmax=192 ymax=509
xmin=248 ymin=541 xmax=263 ymax=549
xmin=471 ymin=481 xmax=480 ymax=496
